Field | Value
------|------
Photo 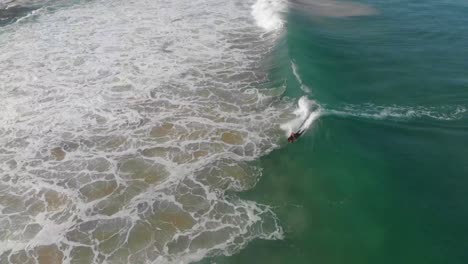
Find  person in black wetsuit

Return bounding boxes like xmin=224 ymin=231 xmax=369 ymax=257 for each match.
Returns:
xmin=287 ymin=130 xmax=304 ymax=143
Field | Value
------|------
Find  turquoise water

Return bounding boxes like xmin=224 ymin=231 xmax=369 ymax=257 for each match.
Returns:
xmin=206 ymin=0 xmax=468 ymax=263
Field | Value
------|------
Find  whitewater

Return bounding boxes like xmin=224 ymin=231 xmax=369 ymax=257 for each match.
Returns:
xmin=0 ymin=0 xmax=295 ymax=263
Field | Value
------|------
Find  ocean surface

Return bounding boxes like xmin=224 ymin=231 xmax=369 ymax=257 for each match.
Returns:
xmin=1 ymin=0 xmax=467 ymax=263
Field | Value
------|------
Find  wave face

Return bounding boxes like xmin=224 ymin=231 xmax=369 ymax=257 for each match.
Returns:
xmin=0 ymin=0 xmax=292 ymax=262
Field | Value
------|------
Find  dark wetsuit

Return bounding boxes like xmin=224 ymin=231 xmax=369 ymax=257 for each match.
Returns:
xmin=287 ymin=130 xmax=304 ymax=143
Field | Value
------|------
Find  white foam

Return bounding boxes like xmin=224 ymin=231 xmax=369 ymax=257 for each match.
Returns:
xmin=251 ymin=0 xmax=287 ymax=31
xmin=0 ymin=0 xmax=291 ymax=262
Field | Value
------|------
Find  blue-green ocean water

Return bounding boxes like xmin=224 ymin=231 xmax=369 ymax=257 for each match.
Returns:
xmin=207 ymin=0 xmax=468 ymax=263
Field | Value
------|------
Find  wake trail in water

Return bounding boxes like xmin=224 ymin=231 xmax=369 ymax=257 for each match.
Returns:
xmin=291 ymin=61 xmax=311 ymax=94
xmin=288 ymin=57 xmax=465 ymax=126
xmin=278 ymin=100 xmax=465 ymax=144
xmin=325 ymin=104 xmax=467 ymax=121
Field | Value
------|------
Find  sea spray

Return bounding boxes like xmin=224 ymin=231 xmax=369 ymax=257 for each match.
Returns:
xmin=251 ymin=0 xmax=287 ymax=31
xmin=281 ymin=96 xmax=321 ymax=135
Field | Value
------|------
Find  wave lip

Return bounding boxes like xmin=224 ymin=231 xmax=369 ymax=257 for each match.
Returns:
xmin=291 ymin=61 xmax=312 ymax=94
